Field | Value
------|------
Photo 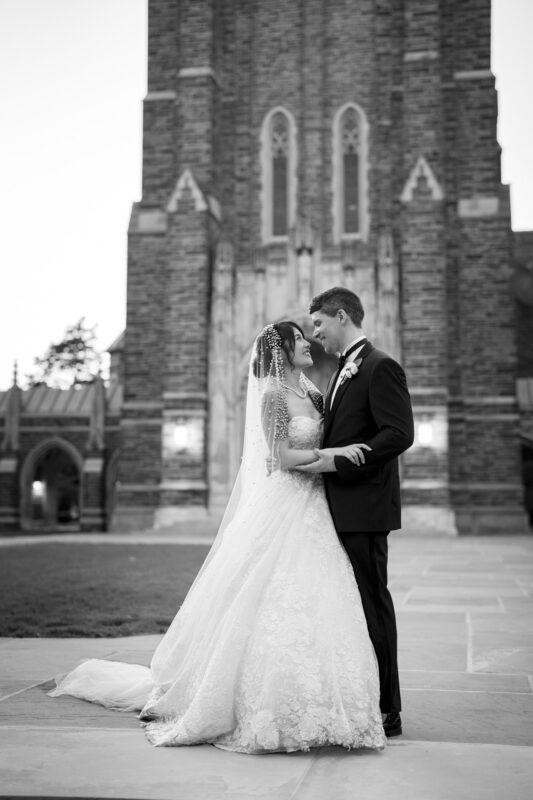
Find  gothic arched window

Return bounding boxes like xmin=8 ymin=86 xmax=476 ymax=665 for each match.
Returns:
xmin=271 ymin=112 xmax=289 ymax=236
xmin=260 ymin=107 xmax=297 ymax=242
xmin=332 ymin=103 xmax=368 ymax=242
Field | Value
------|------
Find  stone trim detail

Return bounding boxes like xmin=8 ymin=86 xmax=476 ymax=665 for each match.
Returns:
xmin=162 ymin=408 xmax=207 ymax=418
xmin=178 ymin=66 xmax=221 ymax=89
xmin=454 ymin=69 xmax=493 ymax=81
xmin=122 ymin=401 xmax=164 ymax=410
xmin=167 ymin=169 xmax=208 ymax=213
xmin=154 ymin=505 xmax=211 ymax=527
xmin=401 ymin=155 xmax=444 ymax=203
xmin=16 ymin=425 xmax=92 ymax=433
xmin=402 ymin=505 xmax=457 ymax=535
xmin=144 ymin=90 xmax=176 ymax=101
xmin=449 ymin=413 xmax=519 ymax=422
xmin=412 ymin=404 xmax=448 ymax=413
xmin=404 ymin=51 xmax=438 ymax=61
xmin=517 ymin=379 xmax=533 ymax=410
xmin=163 ymin=392 xmax=208 ymax=401
xmin=402 ymin=479 xmax=449 ymax=490
xmin=207 ymin=194 xmax=222 ymax=222
xmin=135 ymin=210 xmax=167 ymax=234
xmin=117 ymin=483 xmax=160 ymax=492
xmin=461 ymin=413 xmax=520 ymax=422
xmin=160 ymin=480 xmax=207 ymax=490
xmin=410 ymin=386 xmax=449 ymax=395
xmin=83 ymin=458 xmax=104 ymax=474
xmin=457 ymin=196 xmax=499 ymax=218
xmin=450 ymin=483 xmax=523 ymax=491
xmin=455 ymin=506 xmax=529 ymax=535
xmin=454 ymin=395 xmax=516 ymax=405
xmin=120 ymin=419 xmax=162 ymax=427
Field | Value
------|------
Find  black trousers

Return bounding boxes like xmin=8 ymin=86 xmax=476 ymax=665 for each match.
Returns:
xmin=339 ymin=531 xmax=401 ymax=713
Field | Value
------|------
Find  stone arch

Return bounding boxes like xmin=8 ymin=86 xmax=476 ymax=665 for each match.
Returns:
xmin=20 ymin=437 xmax=83 ymax=531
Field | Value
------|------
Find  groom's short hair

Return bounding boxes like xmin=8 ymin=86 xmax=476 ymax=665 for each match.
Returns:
xmin=309 ymin=287 xmax=364 ymax=327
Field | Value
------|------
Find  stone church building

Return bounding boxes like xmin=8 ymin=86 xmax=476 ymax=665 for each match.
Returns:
xmin=1 ymin=0 xmax=532 ymax=535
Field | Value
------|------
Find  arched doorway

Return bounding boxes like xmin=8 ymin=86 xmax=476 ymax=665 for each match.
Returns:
xmin=20 ymin=438 xmax=83 ymax=532
xmin=105 ymin=449 xmax=121 ymax=531
xmin=521 ymin=443 xmax=533 ymax=527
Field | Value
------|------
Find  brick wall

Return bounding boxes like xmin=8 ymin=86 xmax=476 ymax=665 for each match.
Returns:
xmin=514 ymin=232 xmax=533 ymax=378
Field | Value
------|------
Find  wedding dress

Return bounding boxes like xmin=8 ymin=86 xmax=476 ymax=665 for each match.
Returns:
xmin=50 ymin=416 xmax=385 ymax=753
xmin=50 ymin=323 xmax=385 ymax=753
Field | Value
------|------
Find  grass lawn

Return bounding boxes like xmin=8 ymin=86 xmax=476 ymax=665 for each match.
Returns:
xmin=0 ymin=543 xmax=210 ymax=638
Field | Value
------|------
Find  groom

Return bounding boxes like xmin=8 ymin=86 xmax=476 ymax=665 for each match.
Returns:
xmin=298 ymin=286 xmax=414 ymax=737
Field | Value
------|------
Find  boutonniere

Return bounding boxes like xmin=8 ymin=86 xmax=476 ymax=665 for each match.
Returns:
xmin=339 ymin=358 xmax=362 ymax=385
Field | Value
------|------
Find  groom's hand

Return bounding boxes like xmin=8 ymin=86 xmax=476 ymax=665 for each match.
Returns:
xmin=296 ymin=448 xmax=336 ymax=473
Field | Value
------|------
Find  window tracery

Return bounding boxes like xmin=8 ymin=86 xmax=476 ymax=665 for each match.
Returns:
xmin=332 ymin=103 xmax=368 ymax=242
xmin=260 ymin=108 xmax=297 ymax=242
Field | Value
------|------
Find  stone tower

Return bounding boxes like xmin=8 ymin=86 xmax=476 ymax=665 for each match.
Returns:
xmin=112 ymin=0 xmax=528 ymax=535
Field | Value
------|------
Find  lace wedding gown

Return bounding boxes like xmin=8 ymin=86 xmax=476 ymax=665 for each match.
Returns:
xmin=50 ymin=417 xmax=385 ymax=753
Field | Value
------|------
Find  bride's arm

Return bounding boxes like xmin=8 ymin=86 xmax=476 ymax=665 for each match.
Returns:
xmin=261 ymin=387 xmax=320 ymax=470
xmin=277 ymin=439 xmax=319 ymax=469
xmin=276 ymin=439 xmax=371 ymax=470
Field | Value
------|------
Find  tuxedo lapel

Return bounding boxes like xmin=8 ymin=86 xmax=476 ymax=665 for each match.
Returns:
xmin=323 ymin=341 xmax=374 ymax=440
xmin=324 ymin=369 xmax=340 ymax=418
xmin=329 ymin=372 xmax=351 ymax=417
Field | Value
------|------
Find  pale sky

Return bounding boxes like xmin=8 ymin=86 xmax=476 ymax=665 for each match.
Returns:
xmin=0 ymin=0 xmax=531 ymax=391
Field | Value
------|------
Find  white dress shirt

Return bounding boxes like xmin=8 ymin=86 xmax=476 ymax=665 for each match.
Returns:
xmin=329 ymin=335 xmax=367 ymax=409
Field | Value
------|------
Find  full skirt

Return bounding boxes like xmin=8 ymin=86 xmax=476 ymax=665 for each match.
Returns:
xmin=49 ymin=470 xmax=385 ymax=753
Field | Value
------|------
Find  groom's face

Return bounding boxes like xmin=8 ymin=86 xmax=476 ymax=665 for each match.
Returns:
xmin=311 ymin=310 xmax=343 ymax=355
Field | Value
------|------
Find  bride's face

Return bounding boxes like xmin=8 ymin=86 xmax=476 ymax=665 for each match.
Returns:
xmin=287 ymin=327 xmax=313 ymax=370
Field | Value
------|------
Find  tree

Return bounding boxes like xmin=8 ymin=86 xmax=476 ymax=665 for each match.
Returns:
xmin=26 ymin=318 xmax=104 ymax=389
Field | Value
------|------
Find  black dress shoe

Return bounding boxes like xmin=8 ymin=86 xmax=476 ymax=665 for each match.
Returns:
xmin=383 ymin=712 xmax=402 ymax=737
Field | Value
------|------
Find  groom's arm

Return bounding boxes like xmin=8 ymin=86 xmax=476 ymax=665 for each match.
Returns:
xmin=333 ymin=358 xmax=414 ymax=482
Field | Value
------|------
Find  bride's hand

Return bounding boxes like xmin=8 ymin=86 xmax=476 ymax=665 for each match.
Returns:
xmin=333 ymin=443 xmax=371 ymax=466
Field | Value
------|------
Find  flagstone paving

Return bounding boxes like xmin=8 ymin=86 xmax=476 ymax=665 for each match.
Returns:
xmin=0 ymin=532 xmax=532 ymax=799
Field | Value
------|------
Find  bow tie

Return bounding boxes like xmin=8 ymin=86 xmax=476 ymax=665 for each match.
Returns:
xmin=338 ymin=341 xmax=366 ymax=370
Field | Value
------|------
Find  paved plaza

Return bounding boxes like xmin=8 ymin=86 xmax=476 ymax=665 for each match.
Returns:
xmin=0 ymin=532 xmax=532 ymax=799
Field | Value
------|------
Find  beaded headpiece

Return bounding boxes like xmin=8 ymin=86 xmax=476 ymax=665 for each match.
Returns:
xmin=256 ymin=324 xmax=289 ymax=444
xmin=262 ymin=323 xmax=282 ymax=349
xmin=247 ymin=321 xmax=324 ymax=473
xmin=261 ymin=324 xmax=285 ymax=380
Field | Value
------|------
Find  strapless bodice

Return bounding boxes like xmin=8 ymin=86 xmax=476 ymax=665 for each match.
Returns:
xmin=288 ymin=416 xmax=323 ymax=450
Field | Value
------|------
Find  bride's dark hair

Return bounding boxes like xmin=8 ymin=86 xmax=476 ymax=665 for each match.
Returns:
xmin=252 ymin=321 xmax=305 ymax=378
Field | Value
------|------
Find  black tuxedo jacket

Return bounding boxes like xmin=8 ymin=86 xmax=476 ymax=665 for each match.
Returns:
xmin=322 ymin=341 xmax=414 ymax=533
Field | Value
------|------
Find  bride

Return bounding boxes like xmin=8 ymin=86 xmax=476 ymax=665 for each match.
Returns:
xmin=49 ymin=322 xmax=386 ymax=753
